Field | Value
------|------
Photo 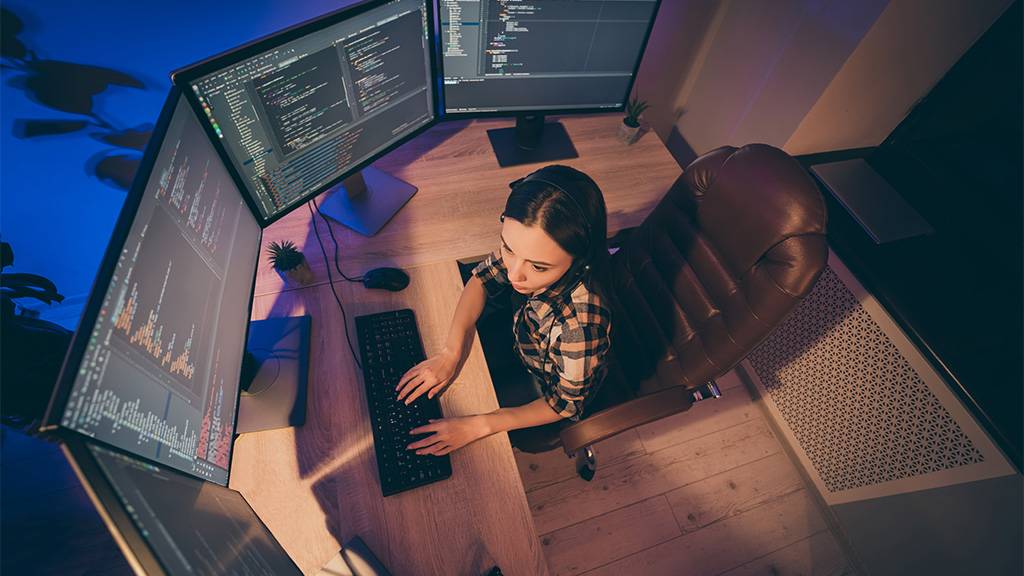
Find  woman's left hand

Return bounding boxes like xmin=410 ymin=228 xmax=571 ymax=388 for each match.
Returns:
xmin=407 ymin=415 xmax=491 ymax=456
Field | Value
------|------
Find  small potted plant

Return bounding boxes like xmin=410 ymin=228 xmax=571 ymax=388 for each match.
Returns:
xmin=618 ymin=96 xmax=649 ymax=145
xmin=267 ymin=240 xmax=314 ymax=286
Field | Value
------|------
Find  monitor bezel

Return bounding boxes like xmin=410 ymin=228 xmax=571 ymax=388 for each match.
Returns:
xmin=171 ymin=0 xmax=442 ymax=228
xmin=61 ymin=438 xmax=169 ymax=576
xmin=41 ymin=87 xmax=263 ymax=488
xmin=61 ymin=436 xmax=303 ymax=576
xmin=438 ymin=0 xmax=663 ymax=120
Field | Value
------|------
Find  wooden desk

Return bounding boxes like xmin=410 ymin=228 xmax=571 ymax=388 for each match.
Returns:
xmin=229 ymin=114 xmax=681 ymax=575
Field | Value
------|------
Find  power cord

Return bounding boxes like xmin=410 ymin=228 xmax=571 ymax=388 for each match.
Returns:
xmin=306 ymin=200 xmax=362 ymax=372
xmin=312 ymin=198 xmax=363 ymax=283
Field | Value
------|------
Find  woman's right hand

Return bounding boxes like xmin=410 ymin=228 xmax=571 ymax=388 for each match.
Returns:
xmin=396 ymin=347 xmax=460 ymax=405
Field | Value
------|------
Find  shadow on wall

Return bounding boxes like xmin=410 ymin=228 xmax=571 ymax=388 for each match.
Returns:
xmin=2 ymin=7 xmax=151 ymax=191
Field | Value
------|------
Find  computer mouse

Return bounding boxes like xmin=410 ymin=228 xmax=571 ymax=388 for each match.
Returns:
xmin=362 ymin=267 xmax=410 ymax=292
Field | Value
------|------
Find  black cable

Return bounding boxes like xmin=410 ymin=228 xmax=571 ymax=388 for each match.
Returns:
xmin=307 ymin=201 xmax=362 ymax=372
xmin=312 ymin=198 xmax=363 ymax=283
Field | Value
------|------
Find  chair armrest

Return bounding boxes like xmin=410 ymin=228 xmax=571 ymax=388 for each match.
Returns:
xmin=559 ymin=386 xmax=694 ymax=455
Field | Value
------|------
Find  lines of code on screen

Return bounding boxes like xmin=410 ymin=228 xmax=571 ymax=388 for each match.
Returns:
xmin=441 ymin=0 xmax=658 ymax=112
xmin=189 ymin=0 xmax=434 ymax=221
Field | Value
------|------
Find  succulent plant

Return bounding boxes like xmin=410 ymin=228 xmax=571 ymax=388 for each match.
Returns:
xmin=624 ymin=96 xmax=649 ymax=128
xmin=266 ymin=240 xmax=304 ymax=272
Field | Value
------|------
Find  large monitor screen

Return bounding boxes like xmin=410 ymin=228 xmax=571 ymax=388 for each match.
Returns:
xmin=442 ymin=0 xmax=660 ymax=114
xmin=175 ymin=0 xmax=437 ymax=224
xmin=51 ymin=92 xmax=261 ymax=485
xmin=80 ymin=442 xmax=301 ymax=575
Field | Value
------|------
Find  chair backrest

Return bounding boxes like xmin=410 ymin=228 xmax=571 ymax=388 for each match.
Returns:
xmin=606 ymin=144 xmax=828 ymax=397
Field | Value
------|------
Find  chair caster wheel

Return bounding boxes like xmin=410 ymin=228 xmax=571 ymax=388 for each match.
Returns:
xmin=574 ymin=446 xmax=596 ymax=481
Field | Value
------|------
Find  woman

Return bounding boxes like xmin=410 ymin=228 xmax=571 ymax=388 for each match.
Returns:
xmin=396 ymin=164 xmax=613 ymax=456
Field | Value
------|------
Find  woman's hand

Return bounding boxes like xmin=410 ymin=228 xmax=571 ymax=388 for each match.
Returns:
xmin=396 ymin=347 xmax=460 ymax=405
xmin=406 ymin=416 xmax=491 ymax=456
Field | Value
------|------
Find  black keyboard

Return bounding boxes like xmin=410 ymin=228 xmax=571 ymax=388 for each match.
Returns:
xmin=355 ymin=309 xmax=452 ymax=496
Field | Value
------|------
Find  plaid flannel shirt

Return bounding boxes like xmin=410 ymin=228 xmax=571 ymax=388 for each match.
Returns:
xmin=472 ymin=252 xmax=611 ymax=420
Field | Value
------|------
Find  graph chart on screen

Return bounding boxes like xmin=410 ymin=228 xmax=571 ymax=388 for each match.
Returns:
xmin=59 ymin=95 xmax=261 ymax=484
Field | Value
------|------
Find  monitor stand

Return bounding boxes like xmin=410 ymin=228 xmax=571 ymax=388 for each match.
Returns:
xmin=236 ymin=315 xmax=311 ymax=434
xmin=318 ymin=167 xmax=417 ymax=236
xmin=486 ymin=114 xmax=580 ymax=167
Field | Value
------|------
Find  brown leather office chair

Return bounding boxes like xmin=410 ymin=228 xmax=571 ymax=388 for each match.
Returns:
xmin=513 ymin=144 xmax=828 ymax=479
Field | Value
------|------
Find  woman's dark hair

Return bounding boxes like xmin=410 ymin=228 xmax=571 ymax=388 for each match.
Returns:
xmin=502 ymin=165 xmax=612 ymax=300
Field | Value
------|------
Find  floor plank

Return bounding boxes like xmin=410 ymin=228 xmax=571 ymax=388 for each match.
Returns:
xmin=514 ymin=429 xmax=647 ymax=493
xmin=581 ymin=489 xmax=829 ymax=576
xmin=528 ymin=418 xmax=780 ymax=535
xmin=540 ymin=495 xmax=681 ymax=576
xmin=666 ymin=452 xmax=805 ymax=534
xmin=635 ymin=382 xmax=759 ymax=454
xmin=513 ymin=366 xmax=753 ymax=494
xmin=719 ymin=530 xmax=852 ymax=576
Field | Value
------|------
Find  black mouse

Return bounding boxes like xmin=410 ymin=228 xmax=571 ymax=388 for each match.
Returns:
xmin=362 ymin=267 xmax=410 ymax=291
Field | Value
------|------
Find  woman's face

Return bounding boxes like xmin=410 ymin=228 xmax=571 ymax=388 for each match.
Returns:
xmin=500 ymin=217 xmax=574 ymax=295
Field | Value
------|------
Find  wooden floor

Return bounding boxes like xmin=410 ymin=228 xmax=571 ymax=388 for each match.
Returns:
xmin=513 ymin=369 xmax=856 ymax=576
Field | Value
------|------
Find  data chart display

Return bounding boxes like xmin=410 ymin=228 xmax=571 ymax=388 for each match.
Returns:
xmin=59 ymin=94 xmax=261 ymax=485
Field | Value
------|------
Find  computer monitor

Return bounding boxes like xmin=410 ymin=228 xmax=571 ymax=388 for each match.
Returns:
xmin=172 ymin=0 xmax=440 ymax=235
xmin=62 ymin=438 xmax=302 ymax=576
xmin=440 ymin=0 xmax=661 ymax=166
xmin=42 ymin=88 xmax=262 ymax=486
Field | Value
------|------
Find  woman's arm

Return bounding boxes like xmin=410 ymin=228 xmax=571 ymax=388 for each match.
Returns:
xmin=406 ymin=398 xmax=564 ymax=456
xmin=396 ymin=275 xmax=488 ymax=404
xmin=444 ymin=275 xmax=488 ymax=361
xmin=483 ymin=397 xmax=564 ymax=433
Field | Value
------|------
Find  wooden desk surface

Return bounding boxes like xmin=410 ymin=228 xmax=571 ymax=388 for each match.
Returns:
xmin=230 ymin=114 xmax=681 ymax=575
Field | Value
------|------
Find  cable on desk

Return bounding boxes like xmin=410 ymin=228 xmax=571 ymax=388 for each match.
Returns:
xmin=312 ymin=198 xmax=363 ymax=283
xmin=307 ymin=200 xmax=362 ymax=372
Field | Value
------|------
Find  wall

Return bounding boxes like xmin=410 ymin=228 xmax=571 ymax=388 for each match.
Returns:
xmin=632 ymin=0 xmax=720 ymax=146
xmin=651 ymin=0 xmax=1013 ymax=161
xmin=786 ymin=0 xmax=1015 ymax=153
xmin=658 ymin=0 xmax=889 ymax=158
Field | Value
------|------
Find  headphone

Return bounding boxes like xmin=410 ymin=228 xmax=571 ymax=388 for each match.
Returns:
xmin=506 ymin=165 xmax=598 ymax=288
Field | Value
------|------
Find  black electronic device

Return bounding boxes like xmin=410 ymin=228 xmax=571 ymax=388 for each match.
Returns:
xmin=362 ymin=267 xmax=411 ymax=292
xmin=355 ymin=309 xmax=452 ymax=496
xmin=41 ymin=89 xmax=263 ymax=486
xmin=172 ymin=0 xmax=440 ymax=235
xmin=440 ymin=0 xmax=662 ymax=166
xmin=61 ymin=438 xmax=302 ymax=576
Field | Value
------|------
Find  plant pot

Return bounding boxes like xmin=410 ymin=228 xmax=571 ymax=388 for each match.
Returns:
xmin=277 ymin=257 xmax=314 ymax=287
xmin=617 ymin=119 xmax=642 ymax=145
